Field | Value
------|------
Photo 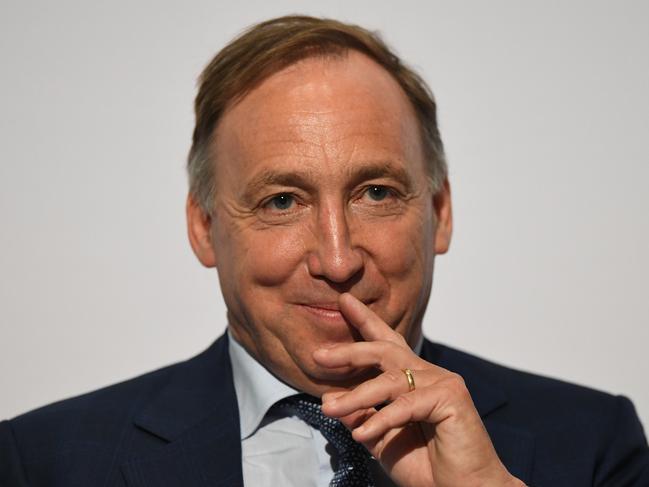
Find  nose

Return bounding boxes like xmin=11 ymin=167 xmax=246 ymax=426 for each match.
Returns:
xmin=306 ymin=202 xmax=363 ymax=283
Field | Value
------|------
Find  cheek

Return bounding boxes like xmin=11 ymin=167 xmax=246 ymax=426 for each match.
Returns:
xmin=358 ymin=208 xmax=434 ymax=334
xmin=231 ymin=227 xmax=307 ymax=287
xmin=361 ymin=209 xmax=433 ymax=278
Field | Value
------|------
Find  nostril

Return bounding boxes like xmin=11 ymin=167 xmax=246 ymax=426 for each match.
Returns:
xmin=309 ymin=248 xmax=364 ymax=284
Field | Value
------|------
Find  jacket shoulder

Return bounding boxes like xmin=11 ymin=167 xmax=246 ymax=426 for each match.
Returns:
xmin=0 ymin=362 xmax=176 ymax=486
xmin=10 ymin=357 xmax=177 ymax=433
xmin=1 ymin=336 xmax=233 ymax=486
xmin=1 ymin=345 xmax=211 ymax=477
xmin=428 ymin=339 xmax=621 ymax=410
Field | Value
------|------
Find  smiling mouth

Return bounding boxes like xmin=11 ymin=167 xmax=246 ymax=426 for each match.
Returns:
xmin=300 ymin=303 xmax=345 ymax=322
xmin=298 ymin=298 xmax=376 ymax=324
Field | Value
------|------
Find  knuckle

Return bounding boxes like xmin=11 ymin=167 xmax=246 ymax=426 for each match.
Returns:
xmin=388 ymin=339 xmax=406 ymax=353
xmin=390 ymin=333 xmax=408 ymax=347
xmin=393 ymin=393 xmax=416 ymax=409
xmin=383 ymin=370 xmax=402 ymax=386
xmin=442 ymin=373 xmax=469 ymax=398
xmin=448 ymin=372 xmax=466 ymax=386
xmin=353 ymin=380 xmax=370 ymax=395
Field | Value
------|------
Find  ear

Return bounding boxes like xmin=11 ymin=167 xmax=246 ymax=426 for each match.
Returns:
xmin=186 ymin=193 xmax=217 ymax=268
xmin=433 ymin=178 xmax=453 ymax=255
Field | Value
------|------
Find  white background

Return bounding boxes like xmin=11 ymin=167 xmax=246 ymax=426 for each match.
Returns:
xmin=1 ymin=1 xmax=647 ymax=432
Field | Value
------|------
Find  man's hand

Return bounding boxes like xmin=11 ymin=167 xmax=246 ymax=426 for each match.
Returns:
xmin=313 ymin=293 xmax=525 ymax=487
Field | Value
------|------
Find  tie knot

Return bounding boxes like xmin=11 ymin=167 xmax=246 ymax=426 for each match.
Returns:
xmin=277 ymin=395 xmax=348 ymax=452
xmin=275 ymin=394 xmax=374 ymax=487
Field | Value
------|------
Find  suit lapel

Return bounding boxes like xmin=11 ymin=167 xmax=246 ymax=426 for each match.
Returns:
xmin=422 ymin=339 xmax=535 ymax=484
xmin=121 ymin=334 xmax=244 ymax=487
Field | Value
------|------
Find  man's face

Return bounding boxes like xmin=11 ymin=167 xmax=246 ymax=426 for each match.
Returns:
xmin=188 ymin=51 xmax=452 ymax=395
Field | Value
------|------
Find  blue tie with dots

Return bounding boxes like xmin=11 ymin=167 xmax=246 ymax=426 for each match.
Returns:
xmin=277 ymin=394 xmax=375 ymax=487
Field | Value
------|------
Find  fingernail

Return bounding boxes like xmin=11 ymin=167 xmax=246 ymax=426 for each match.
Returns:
xmin=322 ymin=395 xmax=336 ymax=407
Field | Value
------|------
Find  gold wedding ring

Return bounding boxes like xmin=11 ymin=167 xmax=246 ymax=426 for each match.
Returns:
xmin=402 ymin=368 xmax=416 ymax=392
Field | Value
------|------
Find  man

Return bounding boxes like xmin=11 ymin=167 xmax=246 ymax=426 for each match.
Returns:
xmin=1 ymin=15 xmax=647 ymax=487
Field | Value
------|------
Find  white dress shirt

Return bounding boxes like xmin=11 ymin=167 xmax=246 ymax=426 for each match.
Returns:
xmin=228 ymin=330 xmax=422 ymax=486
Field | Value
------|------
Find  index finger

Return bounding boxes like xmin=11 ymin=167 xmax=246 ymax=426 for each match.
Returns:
xmin=339 ymin=293 xmax=406 ymax=346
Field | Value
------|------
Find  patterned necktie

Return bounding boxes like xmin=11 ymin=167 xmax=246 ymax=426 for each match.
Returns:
xmin=276 ymin=394 xmax=374 ymax=487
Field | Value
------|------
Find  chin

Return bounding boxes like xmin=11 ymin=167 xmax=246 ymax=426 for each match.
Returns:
xmin=301 ymin=360 xmax=378 ymax=391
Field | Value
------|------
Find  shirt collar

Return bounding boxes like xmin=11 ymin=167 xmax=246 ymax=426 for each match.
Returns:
xmin=228 ymin=328 xmax=425 ymax=440
xmin=228 ymin=329 xmax=299 ymax=440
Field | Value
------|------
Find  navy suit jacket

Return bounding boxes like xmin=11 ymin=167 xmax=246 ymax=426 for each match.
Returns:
xmin=1 ymin=334 xmax=648 ymax=486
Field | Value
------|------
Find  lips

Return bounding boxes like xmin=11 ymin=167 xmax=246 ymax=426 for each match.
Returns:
xmin=296 ymin=298 xmax=375 ymax=324
xmin=300 ymin=303 xmax=344 ymax=321
xmin=303 ymin=302 xmax=340 ymax=311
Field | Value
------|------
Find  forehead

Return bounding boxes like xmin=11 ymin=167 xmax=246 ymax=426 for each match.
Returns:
xmin=211 ymin=51 xmax=425 ymax=184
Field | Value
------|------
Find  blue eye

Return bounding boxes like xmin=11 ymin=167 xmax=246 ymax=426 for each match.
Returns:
xmin=269 ymin=193 xmax=294 ymax=210
xmin=366 ymin=185 xmax=389 ymax=201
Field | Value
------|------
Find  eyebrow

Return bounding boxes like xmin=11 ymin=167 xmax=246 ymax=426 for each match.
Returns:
xmin=344 ymin=162 xmax=414 ymax=191
xmin=241 ymin=161 xmax=415 ymax=203
xmin=241 ymin=170 xmax=318 ymax=203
